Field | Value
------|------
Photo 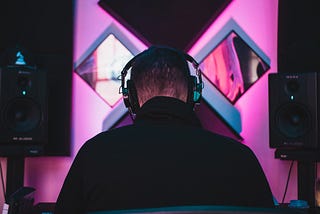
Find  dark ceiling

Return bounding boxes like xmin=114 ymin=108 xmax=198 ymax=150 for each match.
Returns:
xmin=98 ymin=0 xmax=232 ymax=52
xmin=99 ymin=0 xmax=320 ymax=73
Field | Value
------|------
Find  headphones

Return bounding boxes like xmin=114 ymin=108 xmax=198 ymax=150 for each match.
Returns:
xmin=120 ymin=46 xmax=203 ymax=116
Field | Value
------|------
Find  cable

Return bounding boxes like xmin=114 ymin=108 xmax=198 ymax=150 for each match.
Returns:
xmin=281 ymin=160 xmax=295 ymax=204
xmin=0 ymin=159 xmax=6 ymax=202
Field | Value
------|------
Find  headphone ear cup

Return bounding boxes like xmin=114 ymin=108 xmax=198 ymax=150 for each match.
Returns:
xmin=126 ymin=80 xmax=140 ymax=114
xmin=193 ymin=84 xmax=202 ymax=103
xmin=188 ymin=76 xmax=196 ymax=105
xmin=122 ymin=87 xmax=131 ymax=108
xmin=188 ymin=76 xmax=202 ymax=105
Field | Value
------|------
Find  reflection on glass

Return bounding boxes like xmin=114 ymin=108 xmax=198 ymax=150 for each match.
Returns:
xmin=75 ymin=34 xmax=134 ymax=106
xmin=200 ymin=31 xmax=269 ymax=103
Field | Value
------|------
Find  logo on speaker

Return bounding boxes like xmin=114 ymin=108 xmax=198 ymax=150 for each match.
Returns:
xmin=13 ymin=136 xmax=33 ymax=141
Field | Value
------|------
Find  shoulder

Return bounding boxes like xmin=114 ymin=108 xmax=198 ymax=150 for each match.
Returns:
xmin=189 ymin=127 xmax=248 ymax=149
xmin=195 ymin=129 xmax=260 ymax=160
xmin=75 ymin=125 xmax=135 ymax=157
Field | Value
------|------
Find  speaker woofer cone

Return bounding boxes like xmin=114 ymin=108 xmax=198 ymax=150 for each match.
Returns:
xmin=3 ymin=97 xmax=41 ymax=133
xmin=275 ymin=103 xmax=310 ymax=138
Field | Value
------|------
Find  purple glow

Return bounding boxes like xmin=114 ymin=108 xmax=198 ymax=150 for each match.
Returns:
xmin=17 ymin=0 xmax=304 ymax=209
xmin=23 ymin=1 xmax=147 ymax=205
xmin=189 ymin=0 xmax=293 ymax=203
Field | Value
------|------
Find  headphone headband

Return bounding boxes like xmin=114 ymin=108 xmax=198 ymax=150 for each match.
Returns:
xmin=120 ymin=46 xmax=203 ymax=116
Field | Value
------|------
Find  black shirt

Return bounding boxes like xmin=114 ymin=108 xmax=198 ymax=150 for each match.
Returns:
xmin=55 ymin=97 xmax=274 ymax=213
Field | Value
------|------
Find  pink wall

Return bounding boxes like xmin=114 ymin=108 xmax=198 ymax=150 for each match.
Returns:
xmin=1 ymin=0 xmax=319 ymax=210
xmin=189 ymin=0 xmax=318 ymax=205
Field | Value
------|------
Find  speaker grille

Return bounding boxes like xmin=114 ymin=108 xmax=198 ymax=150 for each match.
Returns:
xmin=3 ymin=97 xmax=41 ymax=133
xmin=275 ymin=103 xmax=310 ymax=139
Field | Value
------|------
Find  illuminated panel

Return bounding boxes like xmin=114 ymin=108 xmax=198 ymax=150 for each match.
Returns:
xmin=200 ymin=28 xmax=270 ymax=104
xmin=190 ymin=19 xmax=270 ymax=134
xmin=74 ymin=23 xmax=147 ymax=131
xmin=75 ymin=30 xmax=134 ymax=106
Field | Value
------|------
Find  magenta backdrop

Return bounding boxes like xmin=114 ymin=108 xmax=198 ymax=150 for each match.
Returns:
xmin=0 ymin=0 xmax=317 ymax=211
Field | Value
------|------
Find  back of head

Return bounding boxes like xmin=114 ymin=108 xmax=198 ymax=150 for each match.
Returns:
xmin=130 ymin=46 xmax=191 ymax=106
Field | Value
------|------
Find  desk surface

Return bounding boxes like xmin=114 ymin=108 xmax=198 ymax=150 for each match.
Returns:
xmin=87 ymin=205 xmax=310 ymax=214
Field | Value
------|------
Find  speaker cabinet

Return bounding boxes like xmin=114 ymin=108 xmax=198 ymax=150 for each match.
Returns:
xmin=268 ymin=72 xmax=319 ymax=149
xmin=0 ymin=66 xmax=48 ymax=156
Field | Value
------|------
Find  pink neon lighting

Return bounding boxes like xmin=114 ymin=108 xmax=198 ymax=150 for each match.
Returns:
xmin=18 ymin=0 xmax=297 ymax=210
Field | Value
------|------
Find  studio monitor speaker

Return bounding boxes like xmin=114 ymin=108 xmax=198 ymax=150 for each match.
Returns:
xmin=0 ymin=66 xmax=48 ymax=156
xmin=268 ymin=72 xmax=319 ymax=149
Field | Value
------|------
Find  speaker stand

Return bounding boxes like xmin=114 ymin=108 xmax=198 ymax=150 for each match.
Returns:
xmin=298 ymin=161 xmax=317 ymax=208
xmin=275 ymin=149 xmax=319 ymax=208
xmin=6 ymin=157 xmax=25 ymax=201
